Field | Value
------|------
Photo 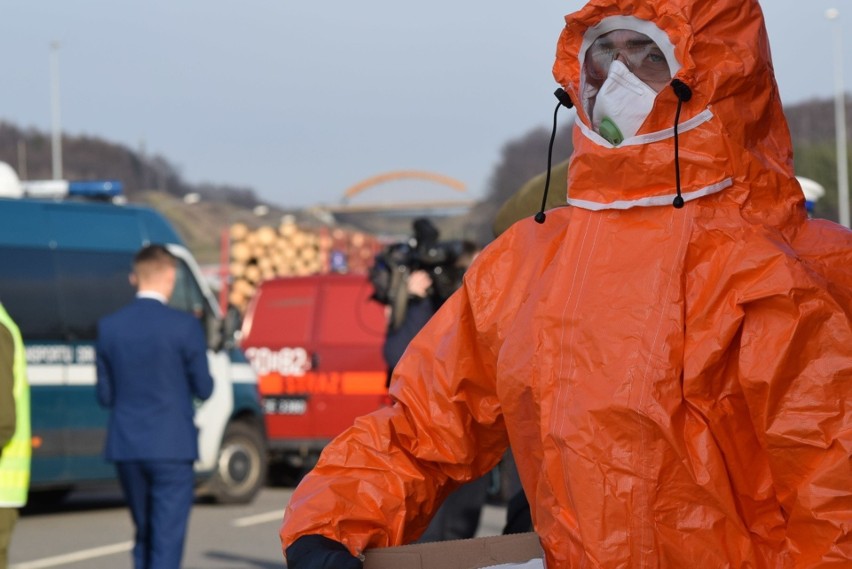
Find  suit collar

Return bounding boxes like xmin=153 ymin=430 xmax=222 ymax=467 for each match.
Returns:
xmin=136 ymin=291 xmax=168 ymax=304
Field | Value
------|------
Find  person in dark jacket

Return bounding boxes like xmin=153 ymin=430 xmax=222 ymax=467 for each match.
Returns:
xmin=381 ymin=238 xmax=486 ymax=543
xmin=96 ymin=244 xmax=214 ymax=569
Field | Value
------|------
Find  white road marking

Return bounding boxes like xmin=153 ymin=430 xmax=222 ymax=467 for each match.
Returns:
xmin=231 ymin=510 xmax=283 ymax=527
xmin=10 ymin=541 xmax=133 ymax=569
xmin=12 ymin=503 xmax=288 ymax=566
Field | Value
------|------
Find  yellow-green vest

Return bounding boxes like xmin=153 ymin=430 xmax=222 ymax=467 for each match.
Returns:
xmin=0 ymin=304 xmax=31 ymax=507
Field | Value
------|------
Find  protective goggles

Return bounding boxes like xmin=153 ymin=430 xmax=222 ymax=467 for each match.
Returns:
xmin=584 ymin=30 xmax=672 ymax=86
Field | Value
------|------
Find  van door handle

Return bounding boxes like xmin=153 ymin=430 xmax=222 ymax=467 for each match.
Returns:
xmin=311 ymin=352 xmax=320 ymax=370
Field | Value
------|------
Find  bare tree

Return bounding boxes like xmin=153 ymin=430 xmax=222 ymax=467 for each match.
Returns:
xmin=464 ymin=121 xmax=574 ymax=245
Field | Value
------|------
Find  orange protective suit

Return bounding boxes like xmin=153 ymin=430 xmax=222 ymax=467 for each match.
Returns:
xmin=281 ymin=0 xmax=852 ymax=566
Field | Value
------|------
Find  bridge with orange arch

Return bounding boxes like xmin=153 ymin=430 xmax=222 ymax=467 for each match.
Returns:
xmin=342 ymin=170 xmax=467 ymax=201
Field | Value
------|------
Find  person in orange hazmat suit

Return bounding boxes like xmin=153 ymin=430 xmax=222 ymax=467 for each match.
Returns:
xmin=281 ymin=0 xmax=852 ymax=567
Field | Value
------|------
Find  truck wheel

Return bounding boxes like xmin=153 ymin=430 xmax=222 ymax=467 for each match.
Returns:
xmin=209 ymin=421 xmax=267 ymax=504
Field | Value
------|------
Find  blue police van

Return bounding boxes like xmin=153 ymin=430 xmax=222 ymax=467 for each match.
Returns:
xmin=0 ymin=174 xmax=267 ymax=504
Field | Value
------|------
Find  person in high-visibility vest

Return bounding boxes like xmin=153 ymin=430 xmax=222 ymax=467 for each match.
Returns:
xmin=0 ymin=303 xmax=31 ymax=569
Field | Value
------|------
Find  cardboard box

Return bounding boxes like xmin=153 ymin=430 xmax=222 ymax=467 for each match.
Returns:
xmin=363 ymin=532 xmax=543 ymax=569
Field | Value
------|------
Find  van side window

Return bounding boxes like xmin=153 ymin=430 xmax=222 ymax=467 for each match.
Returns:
xmin=55 ymin=250 xmax=135 ymax=340
xmin=0 ymin=247 xmax=64 ymax=340
xmin=0 ymin=248 xmax=134 ymax=341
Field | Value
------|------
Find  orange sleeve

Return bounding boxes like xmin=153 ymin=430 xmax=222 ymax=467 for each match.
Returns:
xmin=280 ymin=275 xmax=510 ymax=556
xmin=737 ymin=279 xmax=852 ymax=565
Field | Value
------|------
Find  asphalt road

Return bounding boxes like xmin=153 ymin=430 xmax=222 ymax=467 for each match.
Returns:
xmin=9 ymin=485 xmax=507 ymax=569
xmin=10 ymin=485 xmax=293 ymax=569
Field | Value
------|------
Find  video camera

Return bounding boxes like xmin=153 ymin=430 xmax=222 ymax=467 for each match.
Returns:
xmin=369 ymin=218 xmax=475 ymax=312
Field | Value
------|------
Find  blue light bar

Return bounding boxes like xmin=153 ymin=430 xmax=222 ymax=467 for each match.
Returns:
xmin=21 ymin=179 xmax=124 ymax=199
xmin=68 ymin=180 xmax=123 ymax=197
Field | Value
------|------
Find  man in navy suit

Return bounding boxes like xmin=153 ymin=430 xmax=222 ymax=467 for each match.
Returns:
xmin=96 ymin=244 xmax=214 ymax=569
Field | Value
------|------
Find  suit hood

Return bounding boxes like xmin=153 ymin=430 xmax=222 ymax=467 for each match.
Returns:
xmin=553 ymin=0 xmax=803 ymax=225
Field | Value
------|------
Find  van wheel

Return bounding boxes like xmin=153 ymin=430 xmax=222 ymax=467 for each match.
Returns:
xmin=209 ymin=421 xmax=267 ymax=504
xmin=25 ymin=487 xmax=72 ymax=511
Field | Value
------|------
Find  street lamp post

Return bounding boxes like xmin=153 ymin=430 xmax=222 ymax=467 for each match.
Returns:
xmin=826 ymin=9 xmax=850 ymax=228
xmin=50 ymin=41 xmax=63 ymax=180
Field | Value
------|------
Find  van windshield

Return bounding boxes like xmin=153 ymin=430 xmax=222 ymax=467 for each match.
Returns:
xmin=170 ymin=259 xmax=208 ymax=321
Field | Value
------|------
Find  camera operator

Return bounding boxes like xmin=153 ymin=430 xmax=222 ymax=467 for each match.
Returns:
xmin=381 ymin=268 xmax=439 ymax=387
xmin=372 ymin=218 xmax=485 ymax=543
xmin=373 ymin=218 xmax=479 ymax=387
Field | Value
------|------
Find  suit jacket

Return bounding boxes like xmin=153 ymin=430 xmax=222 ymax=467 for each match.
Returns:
xmin=96 ymin=297 xmax=214 ymax=461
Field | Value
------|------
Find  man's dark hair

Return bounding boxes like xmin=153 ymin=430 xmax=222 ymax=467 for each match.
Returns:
xmin=133 ymin=244 xmax=176 ymax=279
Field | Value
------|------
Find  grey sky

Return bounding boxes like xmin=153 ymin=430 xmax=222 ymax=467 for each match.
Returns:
xmin=2 ymin=1 xmax=849 ymax=208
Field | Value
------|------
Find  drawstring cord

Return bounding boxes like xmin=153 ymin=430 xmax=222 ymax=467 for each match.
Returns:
xmin=670 ymin=79 xmax=692 ymax=209
xmin=535 ymin=81 xmax=691 ymax=220
xmin=535 ymin=88 xmax=574 ymax=224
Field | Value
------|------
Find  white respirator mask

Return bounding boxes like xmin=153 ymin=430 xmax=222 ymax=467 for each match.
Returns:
xmin=591 ymin=60 xmax=658 ymax=145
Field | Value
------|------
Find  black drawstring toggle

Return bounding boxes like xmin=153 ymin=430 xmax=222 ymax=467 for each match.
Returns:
xmin=671 ymin=79 xmax=692 ymax=103
xmin=554 ymin=87 xmax=574 ymax=109
xmin=535 ymin=88 xmax=573 ymax=224
xmin=670 ymin=79 xmax=692 ymax=209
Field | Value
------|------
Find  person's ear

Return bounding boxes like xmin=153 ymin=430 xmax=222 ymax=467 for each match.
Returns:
xmin=129 ymin=273 xmax=138 ymax=287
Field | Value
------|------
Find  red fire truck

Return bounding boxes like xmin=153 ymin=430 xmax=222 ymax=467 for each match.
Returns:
xmin=239 ymin=273 xmax=390 ymax=480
